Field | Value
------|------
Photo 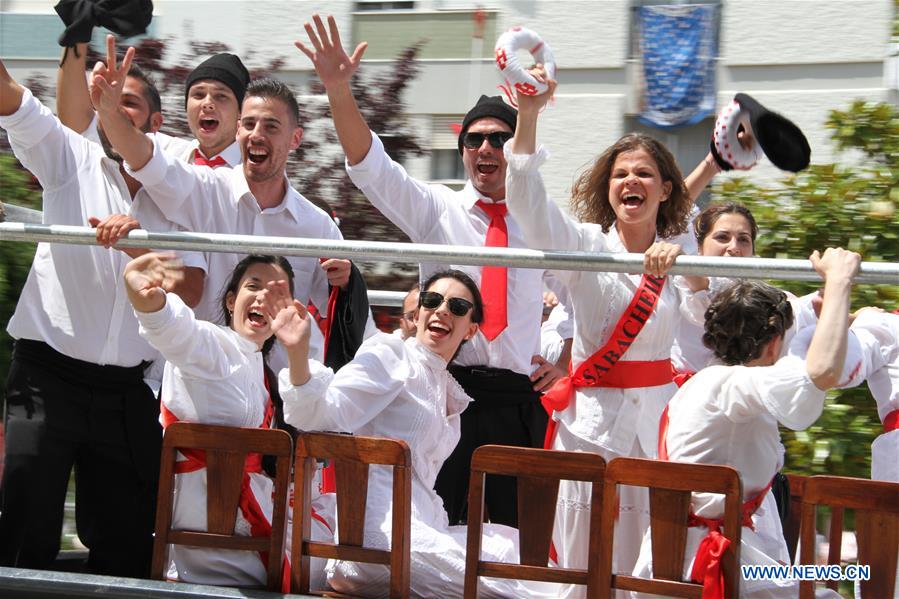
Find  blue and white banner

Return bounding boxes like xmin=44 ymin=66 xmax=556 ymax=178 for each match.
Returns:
xmin=637 ymin=4 xmax=717 ymax=129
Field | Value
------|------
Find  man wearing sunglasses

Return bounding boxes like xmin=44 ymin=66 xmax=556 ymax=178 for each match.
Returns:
xmin=298 ymin=14 xmax=571 ymax=528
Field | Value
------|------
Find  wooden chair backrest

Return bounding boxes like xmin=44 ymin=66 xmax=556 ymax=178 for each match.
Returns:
xmin=798 ymin=475 xmax=899 ymax=599
xmin=292 ymin=432 xmax=412 ymax=599
xmin=783 ymin=474 xmax=807 ymax=562
xmin=151 ymin=422 xmax=293 ymax=591
xmin=463 ymin=445 xmax=606 ymax=598
xmin=598 ymin=457 xmax=743 ymax=599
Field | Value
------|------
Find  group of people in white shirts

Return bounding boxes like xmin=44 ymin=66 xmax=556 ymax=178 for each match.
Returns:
xmin=0 ymin=12 xmax=896 ymax=599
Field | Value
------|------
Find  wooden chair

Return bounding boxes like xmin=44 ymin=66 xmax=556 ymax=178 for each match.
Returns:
xmin=292 ymin=432 xmax=412 ymax=598
xmin=151 ymin=422 xmax=293 ymax=591
xmin=463 ymin=445 xmax=606 ymax=598
xmin=798 ymin=475 xmax=899 ymax=599
xmin=783 ymin=473 xmax=808 ymax=562
xmin=598 ymin=457 xmax=743 ymax=599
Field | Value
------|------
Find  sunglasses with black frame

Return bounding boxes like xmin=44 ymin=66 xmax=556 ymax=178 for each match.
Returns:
xmin=418 ymin=291 xmax=474 ymax=317
xmin=461 ymin=131 xmax=514 ymax=150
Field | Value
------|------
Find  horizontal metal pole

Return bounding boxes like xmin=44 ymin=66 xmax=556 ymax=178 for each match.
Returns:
xmin=368 ymin=290 xmax=406 ymax=307
xmin=0 ymin=222 xmax=896 ymax=285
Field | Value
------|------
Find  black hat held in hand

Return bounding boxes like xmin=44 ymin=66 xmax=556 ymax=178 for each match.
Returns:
xmin=711 ymin=92 xmax=811 ymax=173
xmin=55 ymin=0 xmax=153 ymax=47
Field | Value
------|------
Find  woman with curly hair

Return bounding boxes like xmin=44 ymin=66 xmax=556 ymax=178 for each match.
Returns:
xmin=638 ymin=247 xmax=871 ymax=598
xmin=503 ymin=73 xmax=715 ymax=591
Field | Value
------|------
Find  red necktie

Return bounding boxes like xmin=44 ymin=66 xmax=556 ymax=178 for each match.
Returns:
xmin=193 ymin=149 xmax=227 ymax=168
xmin=475 ymin=200 xmax=508 ymax=341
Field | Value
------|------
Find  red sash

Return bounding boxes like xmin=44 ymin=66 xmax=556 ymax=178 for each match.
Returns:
xmin=884 ymin=409 xmax=899 ymax=433
xmin=160 ymin=375 xmax=332 ymax=593
xmin=658 ymin=405 xmax=773 ymax=599
xmin=541 ymin=274 xmax=671 ymax=449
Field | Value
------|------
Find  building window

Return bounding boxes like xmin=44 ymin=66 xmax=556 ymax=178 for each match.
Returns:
xmin=429 ymin=149 xmax=465 ymax=183
xmin=355 ymin=1 xmax=415 ymax=11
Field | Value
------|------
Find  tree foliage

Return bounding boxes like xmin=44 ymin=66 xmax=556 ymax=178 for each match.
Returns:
xmin=711 ymin=100 xmax=899 ymax=478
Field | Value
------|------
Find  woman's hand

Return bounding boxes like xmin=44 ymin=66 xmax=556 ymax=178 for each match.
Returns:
xmin=643 ymin=242 xmax=683 ymax=277
xmin=123 ymin=252 xmax=184 ymax=313
xmin=261 ymin=280 xmax=310 ymax=350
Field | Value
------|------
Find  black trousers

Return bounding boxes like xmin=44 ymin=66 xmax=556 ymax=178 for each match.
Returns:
xmin=0 ymin=340 xmax=161 ymax=578
xmin=434 ymin=366 xmax=547 ymax=527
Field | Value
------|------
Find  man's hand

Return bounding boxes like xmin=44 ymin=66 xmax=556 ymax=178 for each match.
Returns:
xmin=530 ymin=354 xmax=565 ymax=392
xmin=295 ymin=14 xmax=367 ymax=90
xmin=0 ymin=57 xmax=25 ymax=116
xmin=90 ymin=35 xmax=134 ymax=117
xmin=89 ymin=214 xmax=147 ymax=258
xmin=810 ymin=247 xmax=861 ymax=284
xmin=321 ymin=258 xmax=352 ymax=290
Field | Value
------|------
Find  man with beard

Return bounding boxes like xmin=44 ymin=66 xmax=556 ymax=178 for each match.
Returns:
xmin=90 ymin=39 xmax=355 ymax=369
xmin=58 ymin=41 xmax=248 ymax=169
xmin=0 ymin=50 xmax=204 ymax=577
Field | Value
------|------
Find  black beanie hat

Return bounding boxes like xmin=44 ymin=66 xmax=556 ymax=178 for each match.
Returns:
xmin=457 ymin=95 xmax=518 ymax=154
xmin=184 ymin=53 xmax=250 ymax=108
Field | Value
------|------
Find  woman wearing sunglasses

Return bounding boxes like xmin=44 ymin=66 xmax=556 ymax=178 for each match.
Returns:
xmin=281 ymin=270 xmax=556 ymax=597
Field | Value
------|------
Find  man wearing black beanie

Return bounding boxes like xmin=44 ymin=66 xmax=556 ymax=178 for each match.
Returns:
xmin=57 ymin=40 xmax=248 ymax=169
xmin=299 ymin=14 xmax=571 ymax=528
xmin=180 ymin=53 xmax=249 ymax=167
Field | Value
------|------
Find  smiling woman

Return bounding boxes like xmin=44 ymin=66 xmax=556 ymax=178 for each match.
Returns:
xmin=280 ymin=270 xmax=558 ymax=597
xmin=122 ymin=252 xmax=335 ymax=589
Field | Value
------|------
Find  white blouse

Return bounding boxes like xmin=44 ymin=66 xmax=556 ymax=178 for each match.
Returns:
xmin=504 ymin=145 xmax=704 ymax=457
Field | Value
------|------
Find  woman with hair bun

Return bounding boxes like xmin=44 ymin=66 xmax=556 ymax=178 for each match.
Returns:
xmin=636 ymin=247 xmax=877 ymax=598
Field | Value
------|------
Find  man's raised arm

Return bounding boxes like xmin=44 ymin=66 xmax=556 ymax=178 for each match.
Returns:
xmin=0 ymin=59 xmax=25 ymax=116
xmin=57 ymin=43 xmax=95 ymax=134
xmin=92 ymin=35 xmax=153 ymax=170
xmin=296 ymin=14 xmax=372 ymax=166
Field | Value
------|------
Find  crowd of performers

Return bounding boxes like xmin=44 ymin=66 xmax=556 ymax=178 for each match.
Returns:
xmin=0 ymin=11 xmax=896 ymax=599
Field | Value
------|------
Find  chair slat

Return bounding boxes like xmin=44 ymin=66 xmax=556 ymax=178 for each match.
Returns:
xmin=517 ymin=476 xmax=560 ymax=567
xmin=648 ymin=488 xmax=690 ymax=581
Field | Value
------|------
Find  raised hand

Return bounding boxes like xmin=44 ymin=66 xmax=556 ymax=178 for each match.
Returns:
xmin=810 ymin=247 xmax=861 ymax=283
xmin=123 ymin=252 xmax=184 ymax=312
xmin=295 ymin=14 xmax=367 ymax=90
xmin=515 ymin=64 xmax=556 ymax=116
xmin=261 ymin=279 xmax=311 ymax=350
xmin=90 ymin=34 xmax=134 ymax=116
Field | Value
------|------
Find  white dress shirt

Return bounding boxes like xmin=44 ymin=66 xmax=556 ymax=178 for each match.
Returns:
xmin=851 ymin=311 xmax=899 ymax=482
xmin=346 ymin=131 xmax=568 ymax=376
xmin=0 ymin=88 xmax=204 ymax=367
xmin=156 ymin=132 xmax=242 ymax=168
xmin=126 ymin=137 xmax=341 ymax=366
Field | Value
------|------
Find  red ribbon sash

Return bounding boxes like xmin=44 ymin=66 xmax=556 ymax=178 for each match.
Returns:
xmin=658 ymin=404 xmax=773 ymax=599
xmin=542 ymin=274 xmax=670 ymax=449
xmin=884 ymin=409 xmax=899 ymax=433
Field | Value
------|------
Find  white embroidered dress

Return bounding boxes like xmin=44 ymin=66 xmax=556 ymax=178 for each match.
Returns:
xmin=282 ymin=333 xmax=558 ymax=598
xmin=504 ymin=145 xmax=703 ymax=590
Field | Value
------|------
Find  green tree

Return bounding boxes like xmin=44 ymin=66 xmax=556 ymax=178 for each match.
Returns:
xmin=711 ymin=99 xmax=899 ymax=478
